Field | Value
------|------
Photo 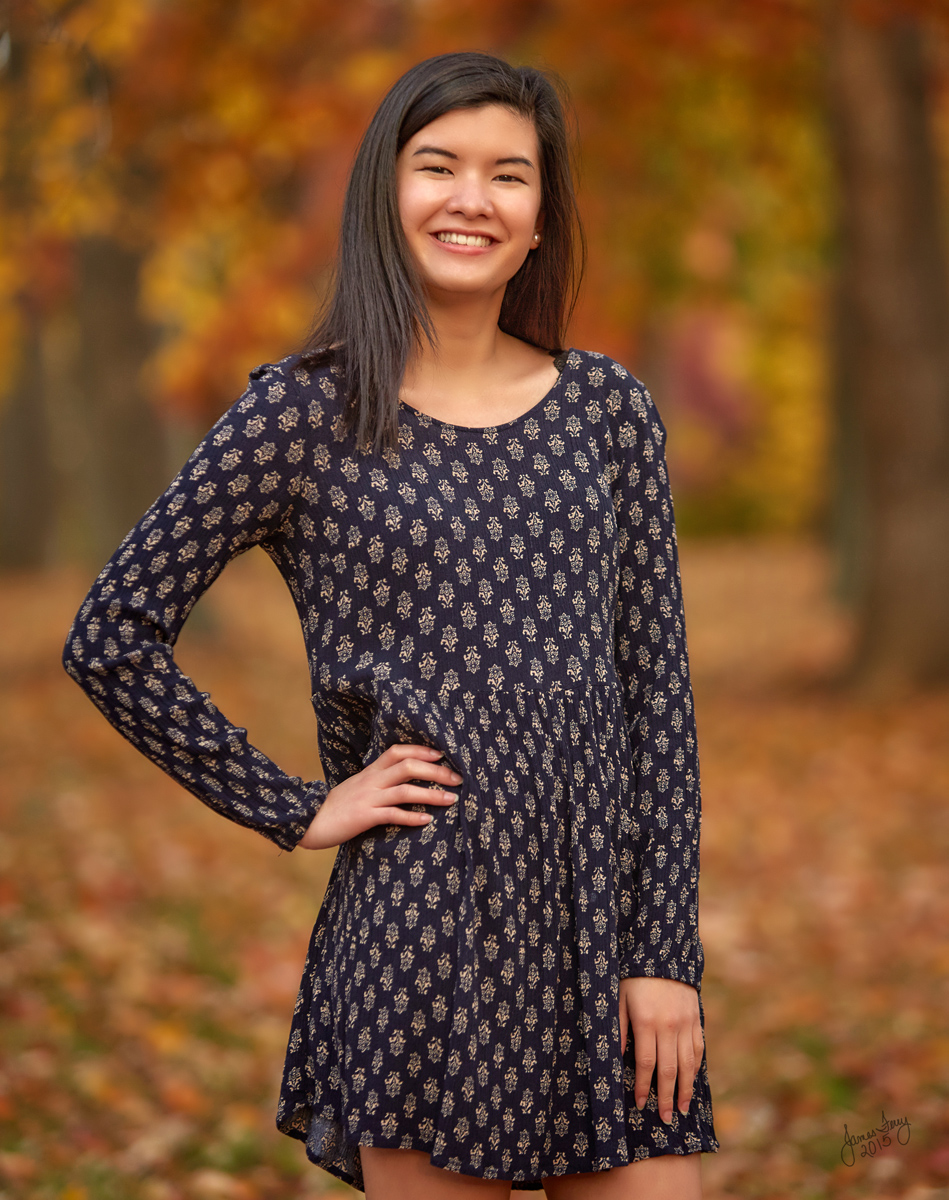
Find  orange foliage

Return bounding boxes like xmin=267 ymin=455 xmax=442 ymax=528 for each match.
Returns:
xmin=2 ymin=0 xmax=948 ymax=519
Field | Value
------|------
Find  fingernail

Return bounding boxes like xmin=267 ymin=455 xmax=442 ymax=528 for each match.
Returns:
xmin=449 ymin=772 xmax=462 ymax=781
xmin=662 ymin=1109 xmax=672 ymax=1123
xmin=421 ymin=814 xmax=432 ymax=822
xmin=444 ymin=792 xmax=459 ymax=802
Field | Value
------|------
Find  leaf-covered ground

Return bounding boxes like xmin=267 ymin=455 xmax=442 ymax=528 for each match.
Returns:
xmin=1 ymin=540 xmax=947 ymax=1200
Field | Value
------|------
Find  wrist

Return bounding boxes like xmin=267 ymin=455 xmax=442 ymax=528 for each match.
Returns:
xmin=298 ymin=802 xmax=331 ymax=849
xmin=296 ymin=781 xmax=332 ymax=849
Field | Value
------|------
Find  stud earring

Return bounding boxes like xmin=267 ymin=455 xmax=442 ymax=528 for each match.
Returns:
xmin=533 ymin=233 xmax=541 ymax=244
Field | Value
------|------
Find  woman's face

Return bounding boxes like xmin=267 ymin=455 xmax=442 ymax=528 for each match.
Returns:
xmin=395 ymin=104 xmax=543 ymax=304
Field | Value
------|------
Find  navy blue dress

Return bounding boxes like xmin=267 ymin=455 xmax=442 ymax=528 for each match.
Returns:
xmin=63 ymin=347 xmax=719 ymax=1190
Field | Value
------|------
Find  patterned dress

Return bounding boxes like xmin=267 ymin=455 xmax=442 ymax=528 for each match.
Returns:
xmin=62 ymin=347 xmax=719 ymax=1191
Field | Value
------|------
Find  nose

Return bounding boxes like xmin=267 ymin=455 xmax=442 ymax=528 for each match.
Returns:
xmin=445 ymin=171 xmax=494 ymax=219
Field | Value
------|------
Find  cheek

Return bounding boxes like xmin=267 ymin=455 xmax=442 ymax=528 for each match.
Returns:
xmin=396 ymin=172 xmax=442 ymax=234
xmin=510 ymin=185 xmax=542 ymax=228
xmin=514 ymin=197 xmax=543 ymax=239
xmin=395 ymin=181 xmax=413 ymax=231
xmin=396 ymin=171 xmax=424 ymax=231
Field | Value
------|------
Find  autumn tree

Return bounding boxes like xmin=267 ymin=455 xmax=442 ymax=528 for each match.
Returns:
xmin=0 ymin=2 xmax=169 ymax=567
xmin=826 ymin=0 xmax=949 ymax=687
xmin=0 ymin=0 xmax=833 ymax=564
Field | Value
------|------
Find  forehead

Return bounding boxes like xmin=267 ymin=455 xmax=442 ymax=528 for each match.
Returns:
xmin=402 ymin=104 xmax=539 ymax=156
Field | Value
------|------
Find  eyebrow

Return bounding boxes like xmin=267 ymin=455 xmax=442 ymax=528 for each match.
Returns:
xmin=411 ymin=146 xmax=536 ymax=170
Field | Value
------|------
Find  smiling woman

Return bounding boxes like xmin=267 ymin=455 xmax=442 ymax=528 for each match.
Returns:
xmin=393 ymin=105 xmax=558 ymax=428
xmin=295 ymin=52 xmax=584 ymax=450
xmin=62 ymin=49 xmax=719 ymax=1200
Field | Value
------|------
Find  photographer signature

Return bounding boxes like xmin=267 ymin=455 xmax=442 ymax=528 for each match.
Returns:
xmin=841 ymin=1110 xmax=911 ymax=1166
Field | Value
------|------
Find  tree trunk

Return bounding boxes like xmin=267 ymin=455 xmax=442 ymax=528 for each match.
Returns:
xmin=0 ymin=307 xmax=56 ymax=568
xmin=0 ymin=11 xmax=55 ymax=568
xmin=1 ymin=8 xmax=169 ymax=572
xmin=72 ymin=235 xmax=169 ymax=568
xmin=826 ymin=5 xmax=949 ymax=688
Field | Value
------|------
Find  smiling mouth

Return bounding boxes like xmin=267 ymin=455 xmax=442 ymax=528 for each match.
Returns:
xmin=435 ymin=232 xmax=494 ymax=248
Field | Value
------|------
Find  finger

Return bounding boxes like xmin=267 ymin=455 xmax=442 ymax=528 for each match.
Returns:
xmin=655 ymin=1025 xmax=679 ymax=1123
xmin=619 ymin=995 xmax=628 ymax=1058
xmin=374 ymin=806 xmax=436 ymax=827
xmin=373 ymin=743 xmax=444 ymax=769
xmin=633 ymin=1030 xmax=656 ymax=1111
xmin=378 ymin=784 xmax=459 ymax=807
xmin=372 ymin=747 xmax=445 ymax=780
xmin=681 ymin=1022 xmax=705 ymax=1113
xmin=379 ymin=757 xmax=463 ymax=788
xmin=676 ymin=1027 xmax=699 ymax=1115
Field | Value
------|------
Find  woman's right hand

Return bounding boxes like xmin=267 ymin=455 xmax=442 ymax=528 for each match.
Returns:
xmin=297 ymin=743 xmax=462 ymax=850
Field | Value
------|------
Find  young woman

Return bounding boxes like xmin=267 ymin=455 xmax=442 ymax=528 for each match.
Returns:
xmin=63 ymin=51 xmax=719 ymax=1199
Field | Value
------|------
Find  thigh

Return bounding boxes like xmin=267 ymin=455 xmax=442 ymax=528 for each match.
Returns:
xmin=542 ymin=1152 xmax=702 ymax=1200
xmin=361 ymin=1147 xmax=514 ymax=1200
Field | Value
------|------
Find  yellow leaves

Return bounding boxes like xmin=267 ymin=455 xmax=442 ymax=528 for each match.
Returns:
xmin=653 ymin=297 xmax=829 ymax=535
xmin=141 ymin=227 xmax=235 ymax=332
xmin=199 ymin=153 xmax=252 ymax=206
xmin=681 ymin=226 xmax=736 ymax=281
xmin=711 ymin=1101 xmax=744 ymax=1135
xmin=146 ymin=1019 xmax=189 ymax=1055
xmin=27 ymin=35 xmax=76 ymax=110
xmin=212 ymin=84 xmax=268 ymax=138
xmin=160 ymin=1076 xmax=209 ymax=1115
xmin=338 ymin=49 xmax=402 ymax=100
xmin=190 ymin=1168 xmax=255 ymax=1199
xmin=119 ymin=1116 xmax=194 ymax=1173
xmin=266 ymin=100 xmax=338 ymax=156
xmin=0 ymin=260 xmax=23 ymax=396
xmin=73 ymin=1059 xmax=123 ymax=1106
xmin=738 ymin=324 xmax=828 ymax=532
xmin=60 ymin=0 xmax=151 ymax=67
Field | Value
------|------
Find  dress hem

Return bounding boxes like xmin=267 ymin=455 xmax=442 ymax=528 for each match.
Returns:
xmin=281 ymin=1113 xmax=721 ymax=1194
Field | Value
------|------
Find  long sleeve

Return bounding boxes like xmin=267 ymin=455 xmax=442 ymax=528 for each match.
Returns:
xmin=611 ymin=376 xmax=704 ymax=991
xmin=62 ymin=359 xmax=328 ymax=852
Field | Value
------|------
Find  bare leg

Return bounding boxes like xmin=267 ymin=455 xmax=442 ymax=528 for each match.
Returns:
xmin=361 ymin=1147 xmax=514 ymax=1200
xmin=542 ymin=1152 xmax=702 ymax=1200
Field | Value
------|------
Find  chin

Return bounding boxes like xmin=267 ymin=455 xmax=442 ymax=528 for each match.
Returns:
xmin=425 ymin=275 xmax=508 ymax=299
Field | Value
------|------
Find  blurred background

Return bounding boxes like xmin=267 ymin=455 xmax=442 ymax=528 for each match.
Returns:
xmin=1 ymin=0 xmax=948 ymax=1197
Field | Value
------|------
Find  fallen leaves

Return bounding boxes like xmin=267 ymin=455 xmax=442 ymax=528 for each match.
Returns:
xmin=1 ymin=540 xmax=947 ymax=1198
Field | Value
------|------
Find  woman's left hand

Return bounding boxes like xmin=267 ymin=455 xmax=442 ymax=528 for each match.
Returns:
xmin=619 ymin=976 xmax=703 ymax=1123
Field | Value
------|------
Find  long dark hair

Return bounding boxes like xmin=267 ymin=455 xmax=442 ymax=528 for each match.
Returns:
xmin=294 ymin=51 xmax=585 ymax=452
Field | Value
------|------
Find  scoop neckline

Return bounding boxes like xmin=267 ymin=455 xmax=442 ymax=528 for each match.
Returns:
xmin=398 ymin=348 xmax=573 ymax=434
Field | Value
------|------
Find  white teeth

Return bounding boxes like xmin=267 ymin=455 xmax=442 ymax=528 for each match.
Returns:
xmin=436 ymin=232 xmax=492 ymax=247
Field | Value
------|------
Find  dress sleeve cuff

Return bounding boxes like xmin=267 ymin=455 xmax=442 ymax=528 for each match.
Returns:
xmin=265 ymin=778 xmax=330 ymax=852
xmin=619 ymin=936 xmax=704 ymax=992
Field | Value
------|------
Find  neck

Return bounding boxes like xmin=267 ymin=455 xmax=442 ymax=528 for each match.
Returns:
xmin=407 ymin=289 xmax=506 ymax=382
xmin=397 ymin=287 xmax=556 ymax=426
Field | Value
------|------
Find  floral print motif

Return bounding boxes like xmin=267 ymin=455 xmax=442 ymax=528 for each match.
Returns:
xmin=62 ymin=348 xmax=718 ymax=1191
